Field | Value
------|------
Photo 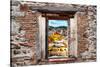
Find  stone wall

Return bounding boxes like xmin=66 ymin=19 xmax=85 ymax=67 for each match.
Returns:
xmin=11 ymin=0 xmax=97 ymax=66
xmin=11 ymin=1 xmax=40 ymax=66
xmin=76 ymin=6 xmax=96 ymax=61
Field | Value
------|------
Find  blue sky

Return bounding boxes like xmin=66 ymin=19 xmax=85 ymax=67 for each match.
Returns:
xmin=48 ymin=20 xmax=68 ymax=27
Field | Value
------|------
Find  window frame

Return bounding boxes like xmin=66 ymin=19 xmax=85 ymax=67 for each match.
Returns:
xmin=45 ymin=15 xmax=70 ymax=59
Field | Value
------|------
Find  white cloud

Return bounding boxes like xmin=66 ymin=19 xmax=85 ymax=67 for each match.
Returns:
xmin=48 ymin=20 xmax=68 ymax=27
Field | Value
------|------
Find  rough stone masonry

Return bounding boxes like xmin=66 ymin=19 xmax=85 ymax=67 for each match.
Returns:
xmin=11 ymin=0 xmax=96 ymax=67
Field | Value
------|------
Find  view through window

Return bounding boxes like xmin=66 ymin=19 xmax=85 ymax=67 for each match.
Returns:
xmin=48 ymin=20 xmax=69 ymax=59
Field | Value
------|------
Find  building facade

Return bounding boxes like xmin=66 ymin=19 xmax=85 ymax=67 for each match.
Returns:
xmin=11 ymin=0 xmax=96 ymax=66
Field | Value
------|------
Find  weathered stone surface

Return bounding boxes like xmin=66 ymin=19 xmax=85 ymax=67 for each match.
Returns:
xmin=11 ymin=0 xmax=96 ymax=66
xmin=12 ymin=11 xmax=25 ymax=17
xmin=11 ymin=1 xmax=40 ymax=66
xmin=11 ymin=19 xmax=21 ymax=34
xmin=77 ymin=5 xmax=96 ymax=61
